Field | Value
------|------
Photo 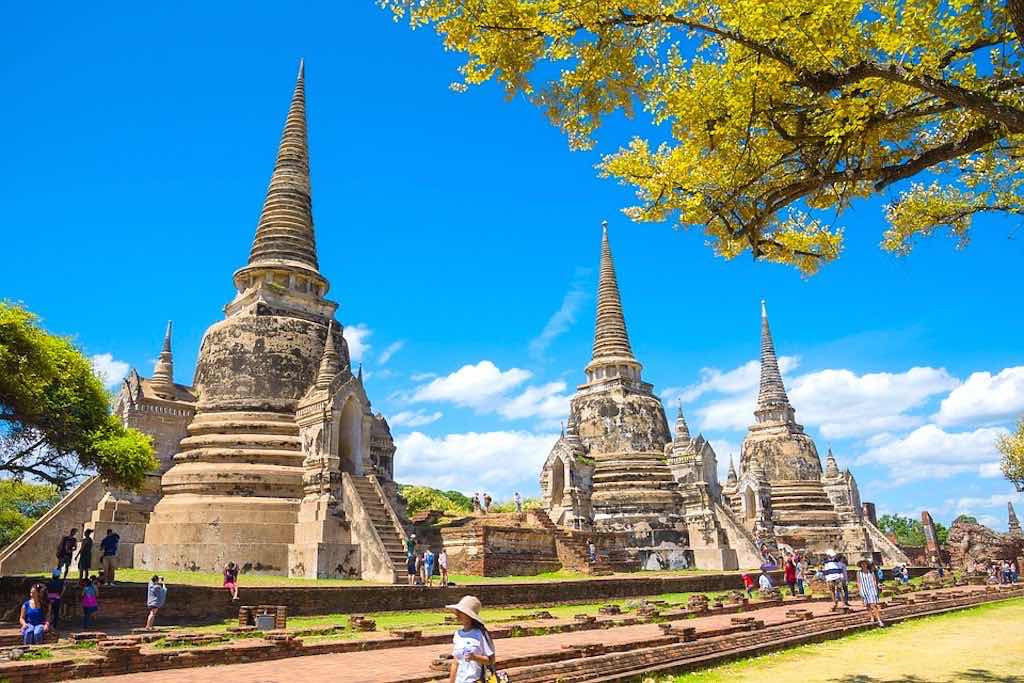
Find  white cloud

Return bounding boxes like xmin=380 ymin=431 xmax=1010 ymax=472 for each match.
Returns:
xmin=410 ymin=361 xmax=532 ymax=410
xmin=789 ymin=367 xmax=959 ymax=438
xmin=687 ymin=359 xmax=958 ymax=439
xmin=342 ymin=323 xmax=372 ymax=363
xmin=857 ymin=424 xmax=1008 ymax=484
xmin=529 ymin=277 xmax=588 ymax=360
xmin=949 ymin=492 xmax=1024 ymax=513
xmin=936 ymin=366 xmax=1024 ymax=426
xmin=394 ymin=430 xmax=557 ymax=497
xmin=498 ymin=381 xmax=571 ymax=421
xmin=389 ymin=410 xmax=443 ymax=428
xmin=707 ymin=438 xmax=741 ymax=481
xmin=378 ymin=341 xmax=405 ymax=365
xmin=410 ymin=372 xmax=438 ymax=382
xmin=91 ymin=353 xmax=130 ymax=389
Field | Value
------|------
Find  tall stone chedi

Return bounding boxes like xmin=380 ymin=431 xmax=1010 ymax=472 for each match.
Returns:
xmin=134 ymin=62 xmax=407 ymax=580
xmin=727 ymin=302 xmax=907 ymax=563
xmin=541 ymin=224 xmax=682 ymax=535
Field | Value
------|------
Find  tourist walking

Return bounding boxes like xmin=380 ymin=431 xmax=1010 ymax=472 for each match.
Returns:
xmin=99 ymin=529 xmax=120 ymax=585
xmin=55 ymin=529 xmax=77 ymax=579
xmin=838 ymin=553 xmax=851 ymax=605
xmin=445 ymin=595 xmax=498 ymax=683
xmin=223 ymin=562 xmax=240 ymax=601
xmin=587 ymin=539 xmax=597 ymax=563
xmin=483 ymin=493 xmax=492 ymax=514
xmin=80 ymin=577 xmax=99 ymax=629
xmin=416 ymin=551 xmax=426 ymax=586
xmin=19 ymin=583 xmax=50 ymax=645
xmin=425 ymin=548 xmax=436 ymax=588
xmin=795 ymin=555 xmax=806 ymax=595
xmin=857 ymin=560 xmax=885 ymax=627
xmin=514 ymin=491 xmax=522 ymax=513
xmin=742 ymin=573 xmax=755 ymax=597
xmin=145 ymin=575 xmax=167 ymax=629
xmin=75 ymin=529 xmax=94 ymax=580
xmin=875 ymin=563 xmax=885 ymax=586
xmin=823 ymin=551 xmax=847 ymax=608
xmin=783 ymin=555 xmax=797 ymax=595
xmin=407 ymin=549 xmax=418 ymax=586
xmin=45 ymin=569 xmax=66 ymax=629
xmin=438 ymin=547 xmax=449 ymax=587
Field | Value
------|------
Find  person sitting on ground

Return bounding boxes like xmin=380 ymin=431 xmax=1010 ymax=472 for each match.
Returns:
xmin=857 ymin=559 xmax=885 ymax=627
xmin=758 ymin=568 xmax=774 ymax=595
xmin=742 ymin=573 xmax=755 ymax=597
xmin=146 ymin=575 xmax=167 ymax=629
xmin=56 ymin=529 xmax=77 ymax=579
xmin=223 ymin=562 xmax=240 ymax=601
xmin=76 ymin=529 xmax=94 ymax=581
xmin=20 ymin=583 xmax=50 ymax=645
xmin=445 ymin=595 xmax=496 ymax=683
xmin=45 ymin=569 xmax=65 ymax=630
xmin=99 ymin=529 xmax=120 ymax=585
xmin=80 ymin=577 xmax=99 ymax=629
xmin=425 ymin=547 xmax=436 ymax=588
xmin=823 ymin=551 xmax=847 ymax=609
xmin=438 ymin=547 xmax=449 ymax=587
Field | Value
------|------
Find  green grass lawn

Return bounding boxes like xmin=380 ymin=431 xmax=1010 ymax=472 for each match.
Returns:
xmin=659 ymin=596 xmax=1024 ymax=683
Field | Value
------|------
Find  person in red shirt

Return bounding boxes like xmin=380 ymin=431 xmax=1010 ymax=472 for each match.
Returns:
xmin=742 ymin=573 xmax=755 ymax=597
xmin=784 ymin=555 xmax=798 ymax=596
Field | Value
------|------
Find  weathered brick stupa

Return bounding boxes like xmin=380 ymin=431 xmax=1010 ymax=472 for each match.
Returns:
xmin=721 ymin=303 xmax=908 ymax=564
xmin=540 ymin=224 xmax=687 ymax=563
xmin=0 ymin=62 xmax=410 ymax=582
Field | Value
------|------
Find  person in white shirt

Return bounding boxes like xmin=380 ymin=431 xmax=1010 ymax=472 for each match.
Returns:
xmin=758 ymin=569 xmax=773 ymax=593
xmin=438 ymin=548 xmax=449 ymax=587
xmin=513 ymin=492 xmax=522 ymax=513
xmin=446 ymin=595 xmax=495 ymax=683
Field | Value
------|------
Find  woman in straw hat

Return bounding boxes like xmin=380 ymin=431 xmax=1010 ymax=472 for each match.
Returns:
xmin=446 ymin=595 xmax=495 ymax=683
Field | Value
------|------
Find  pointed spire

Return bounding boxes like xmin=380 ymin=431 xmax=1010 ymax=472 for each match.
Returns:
xmin=727 ymin=456 xmax=737 ymax=483
xmin=824 ymin=447 xmax=840 ymax=478
xmin=150 ymin=321 xmax=176 ymax=399
xmin=315 ymin=321 xmax=341 ymax=390
xmin=246 ymin=60 xmax=319 ymax=272
xmin=756 ymin=300 xmax=794 ymax=414
xmin=1009 ymin=502 xmax=1022 ymax=536
xmin=357 ymin=363 xmax=363 ymax=383
xmin=675 ymin=401 xmax=691 ymax=443
xmin=590 ymin=221 xmax=636 ymax=363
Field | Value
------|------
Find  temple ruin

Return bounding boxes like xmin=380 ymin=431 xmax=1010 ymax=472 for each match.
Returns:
xmin=539 ymin=225 xmax=909 ymax=569
xmin=0 ymin=62 xmax=410 ymax=581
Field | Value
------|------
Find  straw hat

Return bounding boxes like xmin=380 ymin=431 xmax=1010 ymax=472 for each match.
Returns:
xmin=825 ymin=549 xmax=837 ymax=558
xmin=446 ymin=595 xmax=485 ymax=625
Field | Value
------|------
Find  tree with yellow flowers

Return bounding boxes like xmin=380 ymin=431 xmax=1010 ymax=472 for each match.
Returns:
xmin=383 ymin=0 xmax=1024 ymax=274
xmin=1000 ymin=419 xmax=1024 ymax=492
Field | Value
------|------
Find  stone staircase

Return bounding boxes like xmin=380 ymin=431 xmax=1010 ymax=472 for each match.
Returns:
xmin=530 ymin=510 xmax=613 ymax=575
xmin=349 ymin=475 xmax=409 ymax=582
xmin=769 ymin=480 xmax=840 ymax=527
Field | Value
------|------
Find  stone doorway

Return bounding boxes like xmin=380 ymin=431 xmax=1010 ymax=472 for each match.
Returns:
xmin=337 ymin=396 xmax=363 ymax=476
xmin=550 ymin=457 xmax=565 ymax=506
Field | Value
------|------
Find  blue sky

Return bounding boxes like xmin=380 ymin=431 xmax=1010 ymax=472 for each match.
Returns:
xmin=2 ymin=2 xmax=1022 ymax=530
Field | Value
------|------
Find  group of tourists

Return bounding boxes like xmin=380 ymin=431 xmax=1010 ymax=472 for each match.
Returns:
xmin=405 ymin=534 xmax=450 ymax=587
xmin=469 ymin=491 xmax=524 ymax=515
xmin=18 ymin=572 xmax=99 ymax=643
xmin=56 ymin=527 xmax=120 ymax=584
xmin=987 ymin=559 xmax=1020 ymax=584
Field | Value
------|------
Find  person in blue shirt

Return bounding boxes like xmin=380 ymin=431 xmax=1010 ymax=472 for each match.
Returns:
xmin=99 ymin=529 xmax=120 ymax=585
xmin=44 ymin=570 xmax=65 ymax=629
xmin=20 ymin=583 xmax=50 ymax=645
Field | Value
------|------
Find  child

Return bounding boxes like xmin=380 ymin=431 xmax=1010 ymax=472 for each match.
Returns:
xmin=425 ymin=548 xmax=436 ymax=588
xmin=742 ymin=573 xmax=755 ymax=597
xmin=81 ymin=578 xmax=99 ymax=629
xmin=223 ymin=562 xmax=240 ymax=601
xmin=445 ymin=596 xmax=495 ymax=683
xmin=45 ymin=569 xmax=65 ymax=629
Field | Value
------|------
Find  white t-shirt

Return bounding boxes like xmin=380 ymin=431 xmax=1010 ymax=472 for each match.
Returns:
xmin=451 ymin=627 xmax=494 ymax=683
xmin=438 ymin=552 xmax=448 ymax=570
xmin=758 ymin=573 xmax=773 ymax=590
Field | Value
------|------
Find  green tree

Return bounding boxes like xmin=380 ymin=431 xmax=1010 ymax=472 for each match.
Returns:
xmin=399 ymin=484 xmax=474 ymax=516
xmin=385 ymin=0 xmax=1024 ymax=274
xmin=998 ymin=417 xmax=1024 ymax=491
xmin=0 ymin=480 xmax=60 ymax=548
xmin=0 ymin=302 xmax=156 ymax=490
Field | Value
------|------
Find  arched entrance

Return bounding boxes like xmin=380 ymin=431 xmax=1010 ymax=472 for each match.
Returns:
xmin=550 ymin=457 xmax=565 ymax=506
xmin=337 ymin=397 xmax=363 ymax=476
xmin=743 ymin=486 xmax=757 ymax=522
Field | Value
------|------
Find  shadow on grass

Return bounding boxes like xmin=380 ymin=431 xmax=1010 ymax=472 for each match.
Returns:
xmin=833 ymin=671 xmax=1023 ymax=683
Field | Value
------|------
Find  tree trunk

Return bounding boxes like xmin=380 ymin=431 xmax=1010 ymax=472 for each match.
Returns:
xmin=1008 ymin=0 xmax=1024 ymax=50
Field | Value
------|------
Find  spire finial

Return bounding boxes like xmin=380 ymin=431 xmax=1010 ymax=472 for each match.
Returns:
xmin=755 ymin=299 xmax=793 ymax=414
xmin=245 ymin=60 xmax=319 ymax=272
xmin=589 ymin=221 xmax=637 ymax=364
xmin=357 ymin=362 xmax=363 ymax=382
xmin=825 ymin=447 xmax=840 ymax=478
xmin=150 ymin=320 xmax=176 ymax=399
xmin=314 ymin=321 xmax=341 ymax=390
xmin=560 ymin=421 xmax=565 ymax=438
xmin=761 ymin=299 xmax=767 ymax=318
xmin=727 ymin=456 xmax=737 ymax=483
xmin=674 ymin=400 xmax=691 ymax=443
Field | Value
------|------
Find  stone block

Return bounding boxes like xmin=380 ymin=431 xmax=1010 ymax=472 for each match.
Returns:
xmin=287 ymin=542 xmax=360 ymax=579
